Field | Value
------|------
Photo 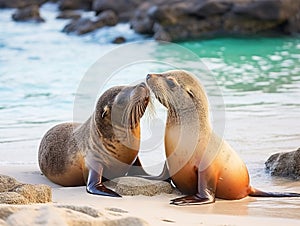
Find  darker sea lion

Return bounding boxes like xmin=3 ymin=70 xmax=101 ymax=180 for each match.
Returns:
xmin=38 ymin=83 xmax=150 ymax=197
xmin=146 ymin=70 xmax=300 ymax=205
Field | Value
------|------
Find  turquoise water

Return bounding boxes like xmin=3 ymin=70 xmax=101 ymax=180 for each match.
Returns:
xmin=1 ymin=3 xmax=300 ymax=214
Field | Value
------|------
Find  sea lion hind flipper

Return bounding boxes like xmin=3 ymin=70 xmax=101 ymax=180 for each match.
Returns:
xmin=86 ymin=165 xmax=121 ymax=197
xmin=170 ymin=168 xmax=216 ymax=206
xmin=249 ymin=187 xmax=300 ymax=198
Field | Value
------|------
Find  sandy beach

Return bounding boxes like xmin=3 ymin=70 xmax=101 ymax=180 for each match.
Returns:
xmin=1 ymin=164 xmax=300 ymax=226
xmin=1 ymin=3 xmax=300 ymax=226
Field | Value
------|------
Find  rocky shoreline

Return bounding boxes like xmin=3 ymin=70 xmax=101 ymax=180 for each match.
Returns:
xmin=1 ymin=0 xmax=300 ymax=42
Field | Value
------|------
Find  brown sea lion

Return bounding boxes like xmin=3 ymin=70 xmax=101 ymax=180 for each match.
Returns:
xmin=38 ymin=83 xmax=150 ymax=197
xmin=146 ymin=70 xmax=300 ymax=205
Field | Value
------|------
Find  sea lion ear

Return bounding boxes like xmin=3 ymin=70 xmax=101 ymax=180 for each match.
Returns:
xmin=101 ymin=105 xmax=109 ymax=118
xmin=187 ymin=89 xmax=195 ymax=98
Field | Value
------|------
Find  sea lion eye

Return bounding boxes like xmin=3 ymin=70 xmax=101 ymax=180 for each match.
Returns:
xmin=166 ymin=77 xmax=177 ymax=88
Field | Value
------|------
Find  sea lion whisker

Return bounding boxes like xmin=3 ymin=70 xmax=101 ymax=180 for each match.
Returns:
xmin=130 ymin=106 xmax=137 ymax=128
xmin=121 ymin=103 xmax=134 ymax=127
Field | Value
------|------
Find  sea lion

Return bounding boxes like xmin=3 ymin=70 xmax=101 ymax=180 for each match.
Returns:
xmin=146 ymin=70 xmax=300 ymax=205
xmin=38 ymin=83 xmax=150 ymax=197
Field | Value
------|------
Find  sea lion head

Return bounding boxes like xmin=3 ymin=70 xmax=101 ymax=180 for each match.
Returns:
xmin=94 ymin=82 xmax=150 ymax=139
xmin=146 ymin=70 xmax=209 ymax=123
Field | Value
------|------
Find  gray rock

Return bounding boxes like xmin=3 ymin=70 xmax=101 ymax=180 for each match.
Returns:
xmin=188 ymin=0 xmax=233 ymax=18
xmin=0 ymin=175 xmax=51 ymax=204
xmin=130 ymin=0 xmax=300 ymax=41
xmin=63 ymin=10 xmax=118 ymax=35
xmin=63 ymin=17 xmax=94 ymax=34
xmin=12 ymin=5 xmax=45 ymax=22
xmin=265 ymin=148 xmax=300 ymax=180
xmin=0 ymin=0 xmax=46 ymax=9
xmin=233 ymin=0 xmax=300 ymax=21
xmin=105 ymin=177 xmax=174 ymax=196
xmin=284 ymin=11 xmax=300 ymax=34
xmin=93 ymin=0 xmax=143 ymax=21
xmin=130 ymin=1 xmax=162 ymax=35
xmin=58 ymin=0 xmax=92 ymax=11
xmin=97 ymin=10 xmax=118 ymax=26
xmin=112 ymin=36 xmax=126 ymax=44
xmin=56 ymin=10 xmax=82 ymax=20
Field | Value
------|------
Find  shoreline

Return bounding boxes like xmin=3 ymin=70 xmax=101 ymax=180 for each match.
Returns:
xmin=1 ymin=1 xmax=300 ymax=42
xmin=1 ymin=164 xmax=300 ymax=225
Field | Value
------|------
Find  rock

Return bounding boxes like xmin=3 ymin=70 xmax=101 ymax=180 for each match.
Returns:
xmin=188 ymin=0 xmax=233 ymax=18
xmin=233 ymin=0 xmax=300 ymax=21
xmin=130 ymin=0 xmax=300 ymax=41
xmin=63 ymin=10 xmax=118 ymax=35
xmin=12 ymin=5 xmax=45 ymax=22
xmin=131 ymin=0 xmax=225 ymax=41
xmin=11 ymin=184 xmax=51 ymax=203
xmin=0 ymin=0 xmax=47 ymax=9
xmin=58 ymin=0 xmax=92 ymax=11
xmin=63 ymin=17 xmax=94 ymax=34
xmin=0 ymin=175 xmax=20 ymax=192
xmin=93 ymin=0 xmax=143 ymax=21
xmin=56 ymin=10 xmax=81 ymax=19
xmin=265 ymin=148 xmax=300 ymax=180
xmin=0 ymin=174 xmax=51 ymax=204
xmin=284 ymin=11 xmax=300 ymax=34
xmin=0 ymin=193 xmax=29 ymax=205
xmin=130 ymin=0 xmax=164 ymax=35
xmin=0 ymin=205 xmax=149 ymax=226
xmin=112 ymin=36 xmax=126 ymax=44
xmin=97 ymin=10 xmax=118 ymax=26
xmin=105 ymin=177 xmax=174 ymax=196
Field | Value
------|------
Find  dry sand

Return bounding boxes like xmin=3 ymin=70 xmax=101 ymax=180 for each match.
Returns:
xmin=1 ymin=164 xmax=300 ymax=226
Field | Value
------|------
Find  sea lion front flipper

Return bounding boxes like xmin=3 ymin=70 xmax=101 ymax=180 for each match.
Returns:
xmin=170 ymin=167 xmax=216 ymax=206
xmin=86 ymin=164 xmax=121 ymax=197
